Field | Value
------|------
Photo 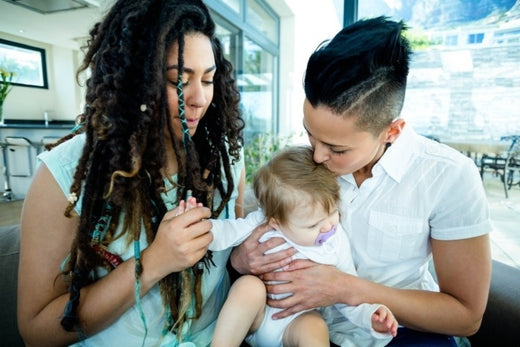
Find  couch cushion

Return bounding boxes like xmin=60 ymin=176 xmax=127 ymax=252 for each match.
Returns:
xmin=469 ymin=260 xmax=520 ymax=346
xmin=0 ymin=224 xmax=25 ymax=346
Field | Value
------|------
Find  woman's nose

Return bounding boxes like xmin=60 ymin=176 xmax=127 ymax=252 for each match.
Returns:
xmin=313 ymin=142 xmax=330 ymax=164
xmin=186 ymin=82 xmax=206 ymax=108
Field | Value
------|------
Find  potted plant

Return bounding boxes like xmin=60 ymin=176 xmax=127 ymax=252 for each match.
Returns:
xmin=243 ymin=132 xmax=300 ymax=214
xmin=0 ymin=67 xmax=15 ymax=122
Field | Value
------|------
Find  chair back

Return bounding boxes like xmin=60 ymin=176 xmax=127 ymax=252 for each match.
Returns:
xmin=480 ymin=135 xmax=520 ymax=198
xmin=503 ymin=135 xmax=520 ymax=189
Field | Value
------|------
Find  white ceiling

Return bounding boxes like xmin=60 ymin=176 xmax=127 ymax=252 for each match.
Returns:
xmin=0 ymin=0 xmax=114 ymax=49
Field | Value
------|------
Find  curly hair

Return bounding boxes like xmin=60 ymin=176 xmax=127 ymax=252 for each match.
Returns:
xmin=59 ymin=0 xmax=244 ymax=337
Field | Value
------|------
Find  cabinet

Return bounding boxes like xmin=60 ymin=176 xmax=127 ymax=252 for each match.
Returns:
xmin=0 ymin=120 xmax=76 ymax=200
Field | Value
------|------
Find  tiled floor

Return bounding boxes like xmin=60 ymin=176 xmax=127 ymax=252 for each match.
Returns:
xmin=1 ymin=176 xmax=519 ymax=268
xmin=482 ymin=175 xmax=520 ymax=269
xmin=0 ymin=197 xmax=23 ymax=226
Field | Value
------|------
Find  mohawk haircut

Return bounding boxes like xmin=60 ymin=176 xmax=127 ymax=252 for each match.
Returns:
xmin=304 ymin=16 xmax=412 ymax=134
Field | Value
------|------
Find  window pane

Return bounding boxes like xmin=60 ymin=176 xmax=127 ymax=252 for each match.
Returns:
xmin=246 ymin=0 xmax=277 ymax=43
xmin=0 ymin=39 xmax=48 ymax=89
xmin=215 ymin=23 xmax=239 ymax=67
xmin=240 ymin=36 xmax=275 ymax=140
xmin=358 ymin=1 xmax=520 ymax=141
xmin=221 ymin=0 xmax=240 ymax=13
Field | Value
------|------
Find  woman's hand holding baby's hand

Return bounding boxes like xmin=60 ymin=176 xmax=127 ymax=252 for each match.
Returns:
xmin=230 ymin=222 xmax=297 ymax=275
xmin=143 ymin=198 xmax=212 ymax=280
xmin=371 ymin=305 xmax=398 ymax=337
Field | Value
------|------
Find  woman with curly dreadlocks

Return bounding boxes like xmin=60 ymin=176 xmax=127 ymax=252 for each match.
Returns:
xmin=17 ymin=1 xmax=245 ymax=346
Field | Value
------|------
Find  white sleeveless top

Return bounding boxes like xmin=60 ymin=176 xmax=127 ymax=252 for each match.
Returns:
xmin=39 ymin=133 xmax=243 ymax=346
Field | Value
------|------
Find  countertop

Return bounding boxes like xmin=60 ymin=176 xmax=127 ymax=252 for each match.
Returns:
xmin=0 ymin=119 xmax=76 ymax=130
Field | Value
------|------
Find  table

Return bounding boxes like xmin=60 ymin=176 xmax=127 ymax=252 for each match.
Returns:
xmin=443 ymin=140 xmax=510 ymax=167
xmin=444 ymin=141 xmax=509 ymax=155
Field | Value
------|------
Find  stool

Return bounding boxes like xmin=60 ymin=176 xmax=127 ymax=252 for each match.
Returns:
xmin=37 ymin=136 xmax=61 ymax=154
xmin=0 ymin=140 xmax=14 ymax=201
xmin=2 ymin=137 xmax=34 ymax=201
xmin=5 ymin=137 xmax=33 ymax=178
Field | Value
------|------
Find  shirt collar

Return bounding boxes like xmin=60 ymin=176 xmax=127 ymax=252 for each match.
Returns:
xmin=376 ymin=124 xmax=416 ymax=183
xmin=338 ymin=124 xmax=418 ymax=184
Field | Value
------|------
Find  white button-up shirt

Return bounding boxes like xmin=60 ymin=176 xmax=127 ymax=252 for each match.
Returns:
xmin=338 ymin=125 xmax=492 ymax=291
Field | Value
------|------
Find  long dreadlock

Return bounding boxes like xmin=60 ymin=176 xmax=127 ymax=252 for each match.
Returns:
xmin=59 ymin=0 xmax=244 ymax=338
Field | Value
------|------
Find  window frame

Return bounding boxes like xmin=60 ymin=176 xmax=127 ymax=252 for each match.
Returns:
xmin=0 ymin=38 xmax=49 ymax=89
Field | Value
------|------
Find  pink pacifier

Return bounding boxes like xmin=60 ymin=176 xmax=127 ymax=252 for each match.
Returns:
xmin=314 ymin=224 xmax=337 ymax=246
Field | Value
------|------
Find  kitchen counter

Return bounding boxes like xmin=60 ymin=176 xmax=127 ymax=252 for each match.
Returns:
xmin=0 ymin=119 xmax=76 ymax=130
xmin=0 ymin=120 xmax=78 ymax=199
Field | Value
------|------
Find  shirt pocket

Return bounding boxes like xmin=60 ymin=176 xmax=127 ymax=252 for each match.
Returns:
xmin=367 ymin=211 xmax=427 ymax=262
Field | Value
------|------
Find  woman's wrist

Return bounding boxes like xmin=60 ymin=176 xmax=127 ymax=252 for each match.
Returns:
xmin=336 ymin=272 xmax=367 ymax=307
xmin=139 ymin=247 xmax=167 ymax=290
xmin=229 ymin=246 xmax=248 ymax=275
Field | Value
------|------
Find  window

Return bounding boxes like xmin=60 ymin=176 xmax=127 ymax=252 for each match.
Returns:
xmin=445 ymin=34 xmax=459 ymax=46
xmin=208 ymin=0 xmax=280 ymax=146
xmin=215 ymin=21 xmax=239 ymax=68
xmin=0 ymin=39 xmax=48 ymax=89
xmin=358 ymin=0 xmax=520 ymax=141
xmin=240 ymin=36 xmax=275 ymax=139
xmin=222 ymin=0 xmax=240 ymax=13
xmin=245 ymin=0 xmax=278 ymax=44
xmin=468 ymin=33 xmax=484 ymax=44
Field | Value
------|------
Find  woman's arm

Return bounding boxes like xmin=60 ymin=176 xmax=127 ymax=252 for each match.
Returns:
xmin=18 ymin=164 xmax=212 ymax=347
xmin=260 ymin=234 xmax=491 ymax=336
xmin=235 ymin=165 xmax=246 ymax=218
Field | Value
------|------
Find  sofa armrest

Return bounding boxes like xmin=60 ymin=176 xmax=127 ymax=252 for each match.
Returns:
xmin=468 ymin=260 xmax=520 ymax=346
xmin=0 ymin=224 xmax=24 ymax=346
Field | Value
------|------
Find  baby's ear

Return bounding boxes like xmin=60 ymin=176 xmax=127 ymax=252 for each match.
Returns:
xmin=268 ymin=217 xmax=281 ymax=230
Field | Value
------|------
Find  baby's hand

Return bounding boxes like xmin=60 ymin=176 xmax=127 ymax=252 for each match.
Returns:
xmin=371 ymin=305 xmax=398 ymax=337
xmin=174 ymin=197 xmax=203 ymax=216
xmin=185 ymin=196 xmax=202 ymax=211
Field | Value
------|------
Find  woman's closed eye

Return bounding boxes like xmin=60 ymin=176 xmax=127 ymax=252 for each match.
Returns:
xmin=330 ymin=147 xmax=348 ymax=155
xmin=168 ymin=78 xmax=187 ymax=86
xmin=167 ymin=79 xmax=214 ymax=87
xmin=305 ymin=128 xmax=349 ymax=155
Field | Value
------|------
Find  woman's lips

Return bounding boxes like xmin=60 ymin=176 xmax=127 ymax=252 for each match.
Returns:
xmin=186 ymin=118 xmax=199 ymax=127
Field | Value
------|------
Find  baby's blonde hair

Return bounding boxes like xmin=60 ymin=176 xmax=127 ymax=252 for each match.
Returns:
xmin=253 ymin=146 xmax=339 ymax=226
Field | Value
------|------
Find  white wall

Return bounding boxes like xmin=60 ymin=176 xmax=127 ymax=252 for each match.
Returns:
xmin=268 ymin=0 xmax=342 ymax=142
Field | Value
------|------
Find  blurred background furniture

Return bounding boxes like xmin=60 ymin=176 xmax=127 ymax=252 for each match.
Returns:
xmin=0 ymin=138 xmax=14 ymax=201
xmin=468 ymin=260 xmax=520 ymax=346
xmin=0 ymin=224 xmax=24 ymax=346
xmin=37 ymin=136 xmax=61 ymax=154
xmin=1 ymin=137 xmax=34 ymax=201
xmin=5 ymin=137 xmax=34 ymax=178
xmin=480 ymin=135 xmax=520 ymax=198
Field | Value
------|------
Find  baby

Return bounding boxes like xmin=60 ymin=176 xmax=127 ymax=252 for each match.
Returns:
xmin=180 ymin=146 xmax=397 ymax=347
